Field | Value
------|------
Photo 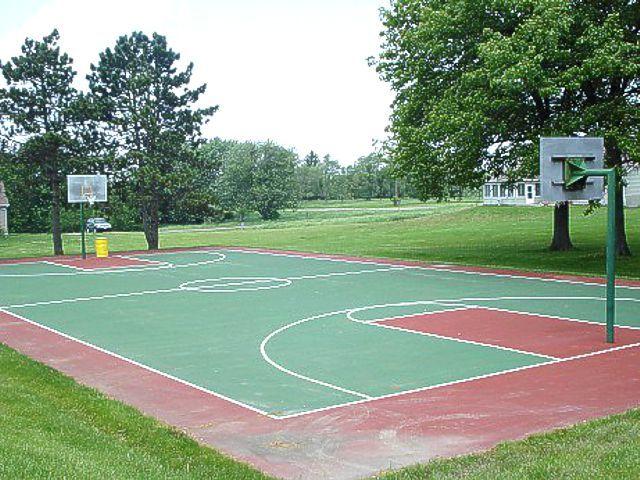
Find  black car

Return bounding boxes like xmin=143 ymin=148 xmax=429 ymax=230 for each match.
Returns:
xmin=86 ymin=217 xmax=112 ymax=233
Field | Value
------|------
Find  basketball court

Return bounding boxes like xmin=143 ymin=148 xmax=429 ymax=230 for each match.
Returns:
xmin=1 ymin=246 xmax=639 ymax=478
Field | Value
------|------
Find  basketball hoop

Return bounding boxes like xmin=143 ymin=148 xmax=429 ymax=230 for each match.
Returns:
xmin=67 ymin=175 xmax=108 ymax=260
xmin=82 ymin=186 xmax=96 ymax=207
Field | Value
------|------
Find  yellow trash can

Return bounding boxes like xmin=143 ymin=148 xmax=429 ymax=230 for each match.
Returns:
xmin=95 ymin=237 xmax=109 ymax=258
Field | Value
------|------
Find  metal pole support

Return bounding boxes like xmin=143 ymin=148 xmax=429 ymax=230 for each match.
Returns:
xmin=80 ymin=202 xmax=86 ymax=260
xmin=576 ymin=167 xmax=616 ymax=342
xmin=605 ymin=169 xmax=616 ymax=343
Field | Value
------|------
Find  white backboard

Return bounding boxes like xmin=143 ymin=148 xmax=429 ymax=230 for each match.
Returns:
xmin=67 ymin=175 xmax=108 ymax=204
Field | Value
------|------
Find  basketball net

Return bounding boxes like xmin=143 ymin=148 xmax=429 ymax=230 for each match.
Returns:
xmin=81 ymin=185 xmax=96 ymax=207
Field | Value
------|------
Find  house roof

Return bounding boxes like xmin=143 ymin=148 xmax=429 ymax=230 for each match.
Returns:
xmin=0 ymin=181 xmax=8 ymax=207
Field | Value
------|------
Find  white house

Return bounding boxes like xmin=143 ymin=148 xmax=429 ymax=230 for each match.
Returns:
xmin=485 ymin=168 xmax=640 ymax=207
xmin=483 ymin=178 xmax=541 ymax=206
xmin=624 ymin=167 xmax=640 ymax=207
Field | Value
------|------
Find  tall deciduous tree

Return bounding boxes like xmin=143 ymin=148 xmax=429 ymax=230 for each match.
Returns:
xmin=251 ymin=142 xmax=298 ymax=219
xmin=376 ymin=0 xmax=639 ymax=255
xmin=217 ymin=141 xmax=298 ymax=220
xmin=217 ymin=141 xmax=255 ymax=222
xmin=0 ymin=29 xmax=87 ymax=255
xmin=88 ymin=32 xmax=216 ymax=249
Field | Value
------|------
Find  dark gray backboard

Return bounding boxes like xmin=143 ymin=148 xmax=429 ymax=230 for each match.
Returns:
xmin=540 ymin=137 xmax=604 ymax=202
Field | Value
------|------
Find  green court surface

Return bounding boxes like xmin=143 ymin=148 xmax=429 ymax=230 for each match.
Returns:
xmin=2 ymin=248 xmax=639 ymax=418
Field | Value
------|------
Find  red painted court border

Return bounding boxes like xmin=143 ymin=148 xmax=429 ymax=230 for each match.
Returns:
xmin=1 ymin=308 xmax=639 ymax=479
xmin=377 ymin=307 xmax=640 ymax=359
xmin=47 ymin=255 xmax=162 ymax=270
xmin=0 ymin=245 xmax=210 ymax=266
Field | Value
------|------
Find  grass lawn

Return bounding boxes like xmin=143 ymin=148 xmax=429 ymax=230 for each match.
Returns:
xmin=0 ymin=344 xmax=270 ymax=480
xmin=377 ymin=408 xmax=640 ymax=479
xmin=1 ymin=202 xmax=639 ymax=478
xmin=1 ymin=203 xmax=638 ymax=278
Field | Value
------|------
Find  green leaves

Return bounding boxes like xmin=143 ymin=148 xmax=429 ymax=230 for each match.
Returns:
xmin=87 ymin=31 xmax=218 ymax=248
xmin=376 ymin=0 xmax=640 ymax=199
xmin=0 ymin=29 xmax=93 ymax=254
xmin=216 ymin=141 xmax=298 ymax=220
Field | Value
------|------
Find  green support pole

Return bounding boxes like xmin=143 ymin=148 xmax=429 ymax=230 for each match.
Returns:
xmin=565 ymin=162 xmax=617 ymax=342
xmin=80 ymin=202 xmax=86 ymax=260
xmin=605 ymin=169 xmax=616 ymax=343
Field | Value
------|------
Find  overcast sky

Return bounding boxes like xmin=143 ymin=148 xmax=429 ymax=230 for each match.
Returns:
xmin=0 ymin=0 xmax=393 ymax=164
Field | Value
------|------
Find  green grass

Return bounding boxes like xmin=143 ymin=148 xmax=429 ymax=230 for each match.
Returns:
xmin=0 ymin=343 xmax=270 ymax=479
xmin=376 ymin=409 xmax=640 ymax=479
xmin=299 ymin=198 xmax=475 ymax=208
xmin=1 ymin=203 xmax=638 ymax=278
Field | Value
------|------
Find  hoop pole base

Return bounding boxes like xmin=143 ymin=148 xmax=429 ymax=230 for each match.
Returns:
xmin=80 ymin=203 xmax=86 ymax=260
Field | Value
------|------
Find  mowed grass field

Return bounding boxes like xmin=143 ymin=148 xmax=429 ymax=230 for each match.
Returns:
xmin=1 ymin=202 xmax=639 ymax=479
xmin=1 ymin=202 xmax=639 ymax=277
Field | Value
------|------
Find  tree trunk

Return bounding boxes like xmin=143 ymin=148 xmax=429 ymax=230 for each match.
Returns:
xmin=615 ymin=180 xmax=631 ymax=256
xmin=549 ymin=201 xmax=573 ymax=251
xmin=142 ymin=197 xmax=160 ymax=250
xmin=605 ymin=141 xmax=632 ymax=256
xmin=50 ymin=174 xmax=64 ymax=256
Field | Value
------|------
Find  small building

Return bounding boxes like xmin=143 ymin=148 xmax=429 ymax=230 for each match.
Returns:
xmin=483 ymin=178 xmax=541 ymax=206
xmin=0 ymin=181 xmax=8 ymax=235
xmin=485 ymin=168 xmax=640 ymax=207
xmin=624 ymin=167 xmax=640 ymax=208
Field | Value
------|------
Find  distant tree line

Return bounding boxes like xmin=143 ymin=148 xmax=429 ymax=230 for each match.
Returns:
xmin=295 ymin=150 xmax=415 ymax=201
xmin=0 ymin=29 xmax=215 ymax=253
xmin=0 ymin=29 xmax=425 ymax=253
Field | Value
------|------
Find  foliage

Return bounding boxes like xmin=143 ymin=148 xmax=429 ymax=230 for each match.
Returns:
xmin=87 ymin=31 xmax=217 ymax=249
xmin=295 ymin=151 xmax=407 ymax=201
xmin=252 ymin=143 xmax=299 ymax=219
xmin=0 ymin=29 xmax=91 ymax=253
xmin=0 ymin=151 xmax=50 ymax=233
xmin=375 ymin=0 xmax=640 ymax=197
xmin=217 ymin=141 xmax=298 ymax=220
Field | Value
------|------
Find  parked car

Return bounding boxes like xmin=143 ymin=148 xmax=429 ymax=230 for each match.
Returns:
xmin=86 ymin=217 xmax=112 ymax=233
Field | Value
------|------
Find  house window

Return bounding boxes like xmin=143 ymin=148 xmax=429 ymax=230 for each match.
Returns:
xmin=500 ymin=184 xmax=508 ymax=197
xmin=535 ymin=183 xmax=541 ymax=196
xmin=517 ymin=183 xmax=525 ymax=196
xmin=484 ymin=185 xmax=491 ymax=197
xmin=492 ymin=185 xmax=499 ymax=197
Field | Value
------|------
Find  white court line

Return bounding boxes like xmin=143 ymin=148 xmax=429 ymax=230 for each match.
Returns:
xmin=41 ymin=260 xmax=92 ymax=272
xmin=0 ymin=308 xmax=276 ymax=418
xmin=347 ymin=311 xmax=559 ymax=360
xmin=5 ymin=288 xmax=182 ymax=309
xmin=286 ymin=266 xmax=410 ymax=281
xmin=273 ymin=340 xmax=640 ymax=420
xmin=259 ymin=308 xmax=373 ymax=400
xmin=259 ymin=297 xmax=640 ymax=416
xmin=2 ymin=266 xmax=411 ymax=309
xmin=0 ymin=251 xmax=226 ymax=278
xmin=179 ymin=277 xmax=293 ymax=293
xmin=224 ymin=248 xmax=640 ymax=291
xmin=466 ymin=305 xmax=640 ymax=331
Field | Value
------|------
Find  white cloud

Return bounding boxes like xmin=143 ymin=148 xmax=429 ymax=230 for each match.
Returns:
xmin=0 ymin=0 xmax=393 ymax=164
